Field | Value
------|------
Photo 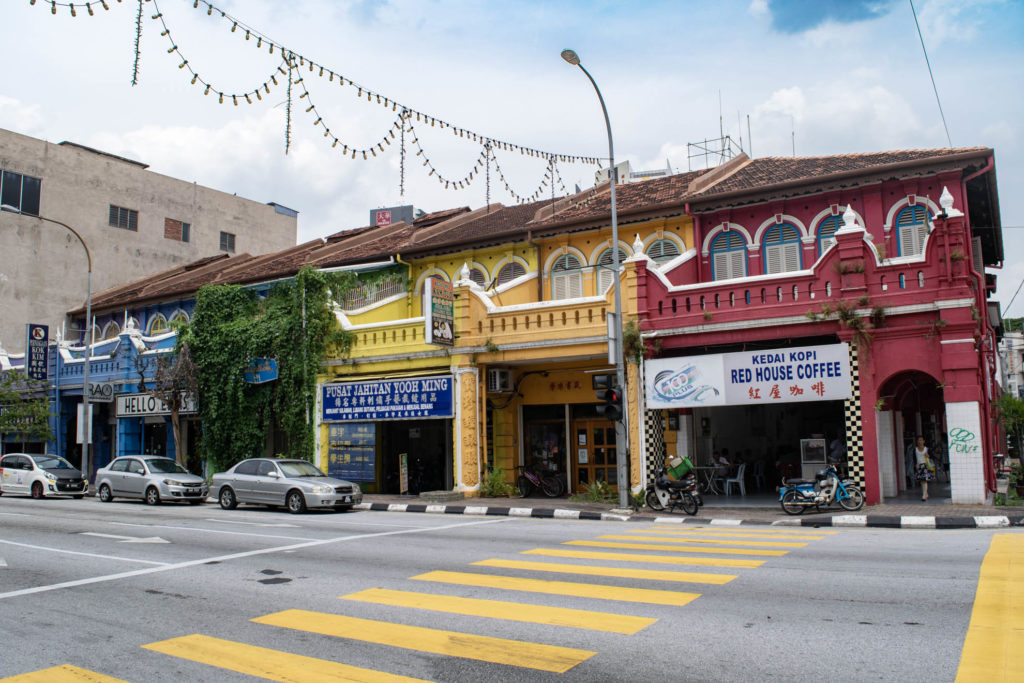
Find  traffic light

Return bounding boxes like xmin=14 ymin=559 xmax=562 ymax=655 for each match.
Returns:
xmin=596 ymin=385 xmax=623 ymax=421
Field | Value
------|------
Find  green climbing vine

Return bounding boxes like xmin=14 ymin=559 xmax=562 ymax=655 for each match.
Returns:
xmin=180 ymin=267 xmax=355 ymax=471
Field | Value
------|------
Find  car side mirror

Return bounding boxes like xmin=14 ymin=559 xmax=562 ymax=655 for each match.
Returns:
xmin=267 ymin=471 xmax=281 ymax=479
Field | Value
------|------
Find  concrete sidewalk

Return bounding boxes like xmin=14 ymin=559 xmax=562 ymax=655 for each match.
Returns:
xmin=357 ymin=493 xmax=1024 ymax=529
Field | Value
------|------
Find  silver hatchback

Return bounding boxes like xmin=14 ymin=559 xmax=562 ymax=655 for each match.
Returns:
xmin=212 ymin=458 xmax=362 ymax=513
xmin=95 ymin=455 xmax=208 ymax=506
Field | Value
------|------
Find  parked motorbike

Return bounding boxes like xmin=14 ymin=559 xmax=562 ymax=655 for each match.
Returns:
xmin=778 ymin=463 xmax=864 ymax=515
xmin=646 ymin=465 xmax=703 ymax=515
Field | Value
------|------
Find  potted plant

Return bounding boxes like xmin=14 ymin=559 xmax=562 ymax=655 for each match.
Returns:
xmin=1011 ymin=462 xmax=1024 ymax=498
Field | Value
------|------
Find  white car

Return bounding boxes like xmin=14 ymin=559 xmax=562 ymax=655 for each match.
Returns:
xmin=0 ymin=453 xmax=88 ymax=499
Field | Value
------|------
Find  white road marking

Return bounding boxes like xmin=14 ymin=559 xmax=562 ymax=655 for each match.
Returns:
xmin=0 ymin=517 xmax=512 ymax=601
xmin=0 ymin=511 xmax=30 ymax=516
xmin=204 ymin=518 xmax=300 ymax=528
xmin=110 ymin=521 xmax=318 ymax=542
xmin=81 ymin=532 xmax=170 ymax=544
xmin=0 ymin=539 xmax=169 ymax=566
xmin=0 ymin=558 xmax=7 ymax=568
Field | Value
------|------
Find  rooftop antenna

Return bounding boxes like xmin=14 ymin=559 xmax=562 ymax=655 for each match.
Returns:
xmin=747 ymin=114 xmax=753 ymax=158
xmin=791 ymin=115 xmax=796 ymax=156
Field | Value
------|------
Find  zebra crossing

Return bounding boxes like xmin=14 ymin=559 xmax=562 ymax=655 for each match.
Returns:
xmin=3 ymin=522 xmax=836 ymax=681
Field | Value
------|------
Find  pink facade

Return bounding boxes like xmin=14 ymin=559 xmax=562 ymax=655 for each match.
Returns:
xmin=637 ymin=155 xmax=1001 ymax=505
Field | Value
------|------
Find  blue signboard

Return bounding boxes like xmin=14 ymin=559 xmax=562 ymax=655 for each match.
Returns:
xmin=25 ymin=323 xmax=48 ymax=381
xmin=322 ymin=375 xmax=454 ymax=422
xmin=243 ymin=358 xmax=278 ymax=384
xmin=327 ymin=423 xmax=375 ymax=481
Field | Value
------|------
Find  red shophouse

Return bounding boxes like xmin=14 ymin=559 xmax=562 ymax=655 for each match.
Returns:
xmin=636 ymin=149 xmax=1002 ymax=505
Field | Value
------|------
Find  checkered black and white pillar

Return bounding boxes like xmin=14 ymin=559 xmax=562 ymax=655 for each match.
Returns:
xmin=644 ymin=409 xmax=666 ymax=484
xmin=844 ymin=342 xmax=866 ymax=491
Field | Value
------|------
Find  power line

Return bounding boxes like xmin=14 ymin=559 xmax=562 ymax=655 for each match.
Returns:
xmin=910 ymin=0 xmax=952 ymax=146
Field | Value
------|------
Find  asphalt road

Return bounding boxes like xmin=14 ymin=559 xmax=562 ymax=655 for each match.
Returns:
xmin=0 ymin=495 xmax=1014 ymax=682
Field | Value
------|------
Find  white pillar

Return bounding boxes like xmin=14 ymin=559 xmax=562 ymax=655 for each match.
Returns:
xmin=875 ymin=410 xmax=897 ymax=498
xmin=945 ymin=401 xmax=987 ymax=504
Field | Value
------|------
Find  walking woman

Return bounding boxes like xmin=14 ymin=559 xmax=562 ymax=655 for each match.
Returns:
xmin=914 ymin=436 xmax=935 ymax=501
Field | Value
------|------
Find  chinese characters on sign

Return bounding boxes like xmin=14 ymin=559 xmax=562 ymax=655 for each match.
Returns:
xmin=322 ymin=375 xmax=454 ymax=422
xmin=645 ymin=343 xmax=851 ymax=409
xmin=424 ymin=278 xmax=454 ymax=347
xmin=25 ymin=323 xmax=48 ymax=381
xmin=327 ymin=422 xmax=375 ymax=481
xmin=243 ymin=358 xmax=278 ymax=384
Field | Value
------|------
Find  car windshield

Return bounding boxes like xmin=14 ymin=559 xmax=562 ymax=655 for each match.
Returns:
xmin=278 ymin=461 xmax=326 ymax=478
xmin=146 ymin=459 xmax=188 ymax=474
xmin=32 ymin=455 xmax=75 ymax=470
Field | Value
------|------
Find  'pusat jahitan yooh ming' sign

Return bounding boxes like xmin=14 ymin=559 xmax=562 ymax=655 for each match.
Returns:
xmin=424 ymin=278 xmax=454 ymax=346
xmin=322 ymin=375 xmax=454 ymax=422
xmin=644 ymin=343 xmax=851 ymax=409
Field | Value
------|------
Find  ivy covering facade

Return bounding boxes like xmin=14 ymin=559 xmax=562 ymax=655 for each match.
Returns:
xmin=181 ymin=267 xmax=353 ymax=471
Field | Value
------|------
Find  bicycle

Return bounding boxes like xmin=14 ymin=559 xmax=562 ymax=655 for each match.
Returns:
xmin=516 ymin=465 xmax=562 ymax=497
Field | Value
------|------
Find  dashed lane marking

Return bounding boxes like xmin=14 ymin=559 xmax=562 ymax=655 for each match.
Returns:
xmin=956 ymin=533 xmax=1024 ymax=682
xmin=251 ymin=610 xmax=596 ymax=674
xmin=522 ymin=547 xmax=765 ymax=568
xmin=471 ymin=558 xmax=737 ymax=584
xmin=1 ymin=664 xmax=128 ymax=682
xmin=410 ymin=570 xmax=701 ymax=606
xmin=599 ymin=534 xmax=807 ymax=548
xmin=564 ymin=540 xmax=788 ymax=556
xmin=143 ymin=634 xmax=430 ymax=682
xmin=340 ymin=588 xmax=656 ymax=634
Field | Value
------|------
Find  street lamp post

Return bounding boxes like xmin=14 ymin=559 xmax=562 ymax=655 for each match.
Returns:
xmin=1 ymin=206 xmax=92 ymax=482
xmin=561 ymin=49 xmax=629 ymax=508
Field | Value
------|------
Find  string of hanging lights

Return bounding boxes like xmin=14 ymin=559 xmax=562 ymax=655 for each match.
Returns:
xmin=29 ymin=0 xmax=603 ymax=203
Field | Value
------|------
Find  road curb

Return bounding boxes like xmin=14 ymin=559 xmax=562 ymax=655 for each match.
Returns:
xmin=354 ymin=502 xmax=1024 ymax=529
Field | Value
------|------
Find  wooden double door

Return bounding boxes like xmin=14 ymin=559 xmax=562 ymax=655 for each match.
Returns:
xmin=571 ymin=419 xmax=618 ymax=493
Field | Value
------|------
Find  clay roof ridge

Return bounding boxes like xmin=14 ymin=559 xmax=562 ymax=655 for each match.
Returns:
xmin=409 ymin=204 xmax=505 ymax=244
xmin=685 ymin=153 xmax=751 ymax=195
xmin=530 ymin=183 xmax=608 ymax=222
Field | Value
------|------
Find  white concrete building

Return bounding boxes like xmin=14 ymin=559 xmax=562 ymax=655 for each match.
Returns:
xmin=0 ymin=127 xmax=297 ymax=352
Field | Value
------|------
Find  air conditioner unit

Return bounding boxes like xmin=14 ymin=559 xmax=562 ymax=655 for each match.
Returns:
xmin=486 ymin=368 xmax=514 ymax=393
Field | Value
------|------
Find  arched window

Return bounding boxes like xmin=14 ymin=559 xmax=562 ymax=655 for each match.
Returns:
xmin=469 ymin=267 xmax=487 ymax=288
xmin=895 ymin=205 xmax=930 ymax=257
xmin=101 ymin=321 xmax=121 ymax=340
xmin=147 ymin=314 xmax=168 ymax=335
xmin=817 ymin=215 xmax=842 ymax=256
xmin=550 ymin=253 xmax=583 ymax=300
xmin=419 ymin=273 xmax=448 ymax=296
xmin=710 ymin=231 xmax=747 ymax=281
xmin=169 ymin=311 xmax=189 ymax=328
xmin=763 ymin=224 xmax=802 ymax=274
xmin=495 ymin=261 xmax=526 ymax=287
xmin=595 ymin=247 xmax=628 ymax=294
xmin=646 ymin=239 xmax=681 ymax=264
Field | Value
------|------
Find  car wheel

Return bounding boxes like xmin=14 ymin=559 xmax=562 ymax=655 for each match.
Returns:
xmin=98 ymin=483 xmax=113 ymax=503
xmin=144 ymin=486 xmax=160 ymax=506
xmin=31 ymin=481 xmax=44 ymax=499
xmin=218 ymin=487 xmax=237 ymax=510
xmin=286 ymin=489 xmax=307 ymax=514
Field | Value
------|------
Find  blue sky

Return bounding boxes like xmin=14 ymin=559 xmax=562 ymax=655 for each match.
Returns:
xmin=1 ymin=0 xmax=1022 ymax=311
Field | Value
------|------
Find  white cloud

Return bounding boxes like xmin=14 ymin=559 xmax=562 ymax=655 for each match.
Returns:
xmin=748 ymin=0 xmax=769 ymax=17
xmin=0 ymin=97 xmax=45 ymax=138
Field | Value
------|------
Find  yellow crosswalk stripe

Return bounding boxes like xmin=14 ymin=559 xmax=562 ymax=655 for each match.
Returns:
xmin=411 ymin=570 xmax=701 ymax=606
xmin=252 ymin=610 xmax=595 ymax=674
xmin=640 ymin=529 xmax=828 ymax=541
xmin=956 ymin=533 xmax=1024 ymax=682
xmin=340 ymin=588 xmax=656 ymax=634
xmin=523 ymin=547 xmax=765 ymax=568
xmin=1 ymin=665 xmax=128 ymax=682
xmin=600 ymin=534 xmax=806 ymax=548
xmin=472 ymin=558 xmax=736 ymax=584
xmin=565 ymin=540 xmax=788 ymax=556
xmin=143 ymin=634 xmax=429 ymax=682
xmin=651 ymin=525 xmax=837 ymax=535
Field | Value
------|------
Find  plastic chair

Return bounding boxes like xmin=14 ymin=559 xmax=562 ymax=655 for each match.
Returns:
xmin=725 ymin=463 xmax=747 ymax=496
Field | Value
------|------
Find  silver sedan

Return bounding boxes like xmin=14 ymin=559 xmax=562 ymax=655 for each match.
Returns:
xmin=95 ymin=455 xmax=208 ymax=505
xmin=211 ymin=458 xmax=362 ymax=514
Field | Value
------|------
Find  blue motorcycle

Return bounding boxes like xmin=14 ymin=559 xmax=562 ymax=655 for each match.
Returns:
xmin=779 ymin=464 xmax=864 ymax=515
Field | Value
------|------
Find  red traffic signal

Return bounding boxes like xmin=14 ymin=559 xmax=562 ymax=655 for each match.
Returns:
xmin=596 ymin=385 xmax=623 ymax=421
